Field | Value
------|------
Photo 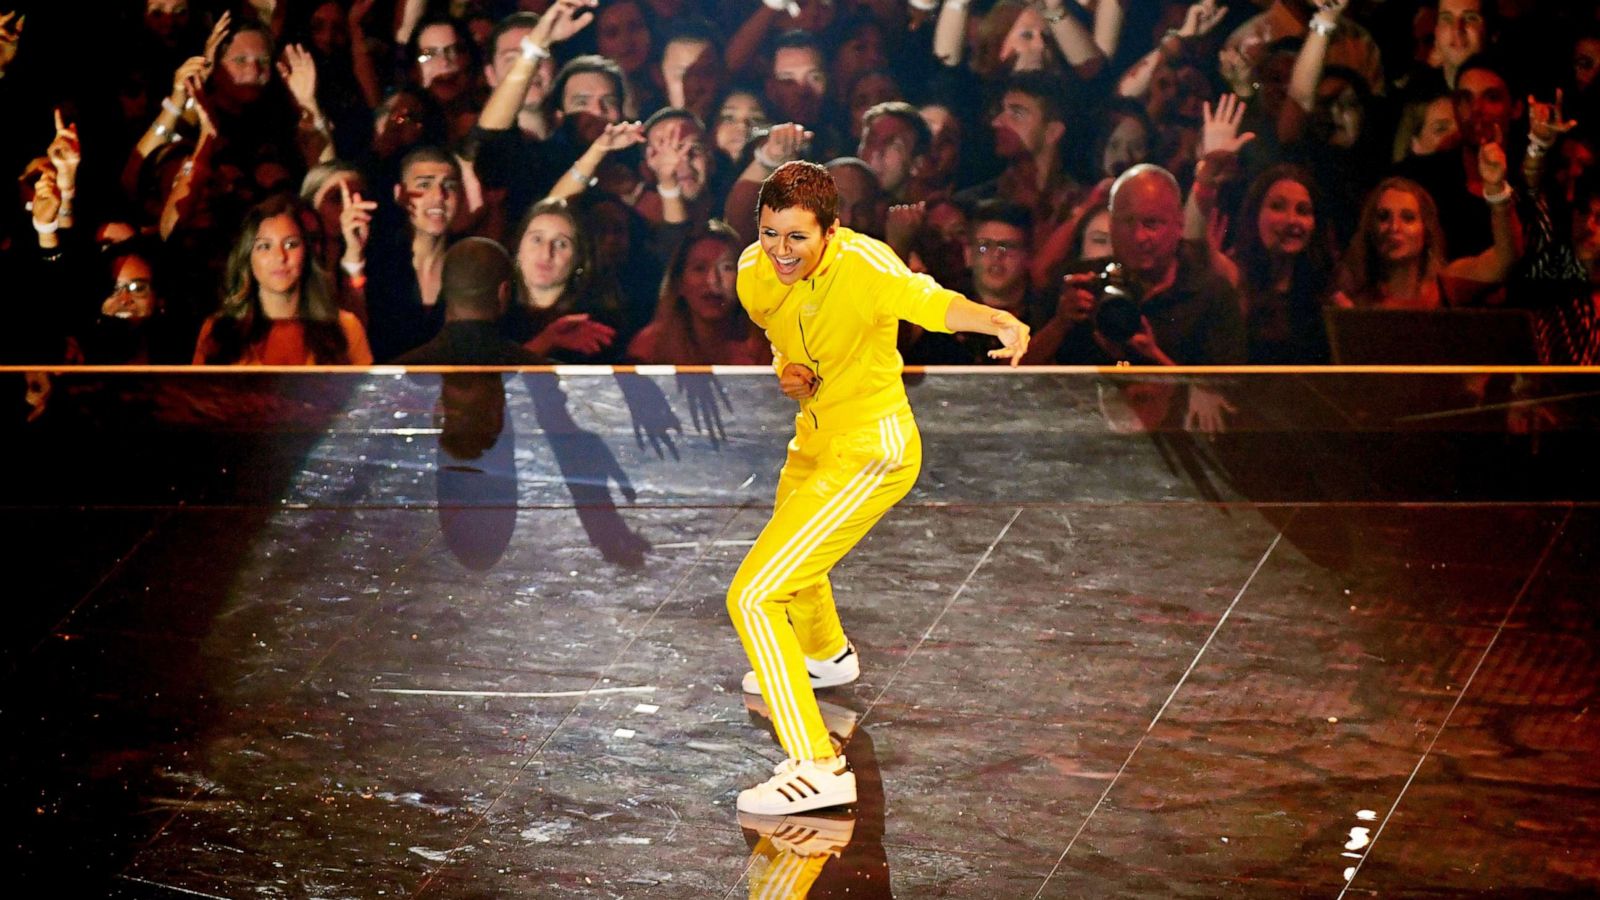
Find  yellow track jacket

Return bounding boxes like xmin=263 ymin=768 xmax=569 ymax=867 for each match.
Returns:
xmin=737 ymin=227 xmax=960 ymax=431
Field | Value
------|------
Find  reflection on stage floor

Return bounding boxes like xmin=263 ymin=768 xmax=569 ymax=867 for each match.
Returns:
xmin=3 ymin=369 xmax=1597 ymax=898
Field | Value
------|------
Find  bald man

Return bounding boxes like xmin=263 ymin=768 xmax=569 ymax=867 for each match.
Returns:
xmin=394 ymin=237 xmax=548 ymax=365
xmin=1102 ymin=164 xmax=1245 ymax=366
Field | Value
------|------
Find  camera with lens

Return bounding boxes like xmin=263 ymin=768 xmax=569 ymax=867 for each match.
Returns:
xmin=1088 ymin=260 xmax=1143 ymax=345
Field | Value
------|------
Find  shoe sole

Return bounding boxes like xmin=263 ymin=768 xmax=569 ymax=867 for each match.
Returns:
xmin=741 ymin=667 xmax=859 ymax=694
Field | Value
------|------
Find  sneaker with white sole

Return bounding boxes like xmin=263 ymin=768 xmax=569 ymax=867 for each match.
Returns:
xmin=737 ymin=810 xmax=856 ymax=858
xmin=741 ymin=642 xmax=859 ymax=694
xmin=736 ymin=756 xmax=856 ymax=815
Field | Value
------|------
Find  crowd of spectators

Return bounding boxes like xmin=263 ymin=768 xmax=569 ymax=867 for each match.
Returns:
xmin=3 ymin=0 xmax=1598 ymax=368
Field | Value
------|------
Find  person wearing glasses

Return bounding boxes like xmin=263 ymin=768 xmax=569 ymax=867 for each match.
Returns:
xmin=406 ymin=14 xmax=476 ymax=140
xmin=79 ymin=240 xmax=197 ymax=365
xmin=905 ymin=200 xmax=1049 ymax=365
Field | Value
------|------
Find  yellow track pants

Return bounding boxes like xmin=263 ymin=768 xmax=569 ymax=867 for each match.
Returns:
xmin=727 ymin=408 xmax=921 ymax=761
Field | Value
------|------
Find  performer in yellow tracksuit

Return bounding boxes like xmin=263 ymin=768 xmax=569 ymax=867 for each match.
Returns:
xmin=729 ymin=160 xmax=1030 ymax=816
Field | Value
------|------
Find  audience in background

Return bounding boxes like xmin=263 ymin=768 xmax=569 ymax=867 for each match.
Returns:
xmin=3 ymin=0 xmax=1597 ymax=369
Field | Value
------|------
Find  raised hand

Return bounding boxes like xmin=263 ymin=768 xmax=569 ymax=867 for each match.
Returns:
xmin=277 ymin=43 xmax=320 ymax=114
xmin=759 ymin=122 xmax=813 ymax=166
xmin=1528 ymin=89 xmax=1578 ymax=148
xmin=1217 ymin=46 xmax=1254 ymax=98
xmin=530 ymin=0 xmax=597 ymax=52
xmin=987 ymin=312 xmax=1031 ymax=367
xmin=649 ymin=120 xmax=692 ymax=187
xmin=204 ymin=10 xmax=231 ymax=65
xmin=1178 ymin=0 xmax=1229 ymax=38
xmin=1199 ymin=93 xmax=1256 ymax=157
xmin=172 ymin=54 xmax=210 ymax=103
xmin=1311 ymin=0 xmax=1349 ymax=30
xmin=591 ymin=120 xmax=646 ymax=154
xmin=47 ymin=109 xmax=80 ymax=190
xmin=338 ymin=179 xmax=378 ymax=265
xmin=761 ymin=0 xmax=801 ymax=19
xmin=884 ymin=201 xmax=926 ymax=254
xmin=1478 ymin=132 xmax=1508 ymax=190
xmin=30 ymin=168 xmax=60 ymax=226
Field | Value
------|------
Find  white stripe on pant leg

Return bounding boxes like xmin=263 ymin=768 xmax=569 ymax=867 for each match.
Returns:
xmin=737 ymin=415 xmax=909 ymax=756
xmin=738 ymin=458 xmax=893 ymax=754
xmin=735 ymin=434 xmax=902 ymax=745
xmin=738 ymin=459 xmax=888 ymax=751
xmin=756 ymin=851 xmax=806 ymax=900
xmin=739 ymin=461 xmax=887 ymax=754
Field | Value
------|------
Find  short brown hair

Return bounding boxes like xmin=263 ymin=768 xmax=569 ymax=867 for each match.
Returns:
xmin=757 ymin=160 xmax=837 ymax=231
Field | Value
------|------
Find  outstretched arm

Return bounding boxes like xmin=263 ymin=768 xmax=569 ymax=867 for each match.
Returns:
xmin=944 ymin=295 xmax=1030 ymax=366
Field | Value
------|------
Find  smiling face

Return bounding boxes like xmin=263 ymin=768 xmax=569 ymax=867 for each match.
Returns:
xmin=101 ymin=256 xmax=159 ymax=320
xmin=680 ymin=237 xmax=738 ymax=323
xmin=250 ymin=213 xmax=306 ymax=300
xmin=396 ymin=159 xmax=461 ymax=237
xmin=1374 ymin=187 xmax=1426 ymax=264
xmin=1435 ymin=0 xmax=1485 ymax=71
xmin=517 ymin=212 xmax=577 ymax=292
xmin=759 ymin=205 xmax=834 ymax=285
xmin=1257 ymin=178 xmax=1315 ymax=257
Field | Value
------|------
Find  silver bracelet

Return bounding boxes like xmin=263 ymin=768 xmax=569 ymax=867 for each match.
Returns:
xmin=657 ymin=183 xmax=682 ymax=199
xmin=1308 ymin=17 xmax=1337 ymax=36
xmin=567 ymin=167 xmax=597 ymax=187
xmin=1483 ymin=184 xmax=1513 ymax=205
xmin=154 ymin=122 xmax=170 ymax=137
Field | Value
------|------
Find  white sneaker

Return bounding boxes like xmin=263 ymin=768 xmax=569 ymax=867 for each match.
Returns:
xmin=737 ymin=810 xmax=856 ymax=858
xmin=741 ymin=642 xmax=859 ymax=694
xmin=736 ymin=757 xmax=856 ymax=815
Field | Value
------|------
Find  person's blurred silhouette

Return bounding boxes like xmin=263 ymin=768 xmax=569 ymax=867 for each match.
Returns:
xmin=395 ymin=237 xmax=547 ymax=365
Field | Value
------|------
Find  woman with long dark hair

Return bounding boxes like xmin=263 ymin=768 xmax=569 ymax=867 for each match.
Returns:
xmin=1223 ymin=164 xmax=1337 ymax=363
xmin=626 ymin=220 xmax=769 ymax=365
xmin=503 ymin=198 xmax=625 ymax=362
xmin=194 ymin=196 xmax=372 ymax=364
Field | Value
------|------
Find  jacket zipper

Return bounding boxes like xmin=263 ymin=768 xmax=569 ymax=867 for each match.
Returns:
xmin=798 ymin=279 xmax=820 ymax=429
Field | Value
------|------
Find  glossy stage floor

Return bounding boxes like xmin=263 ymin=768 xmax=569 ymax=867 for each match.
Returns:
xmin=3 ymin=367 xmax=1597 ymax=898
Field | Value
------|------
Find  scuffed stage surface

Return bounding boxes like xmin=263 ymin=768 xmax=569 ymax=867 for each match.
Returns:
xmin=2 ymin=369 xmax=1597 ymax=898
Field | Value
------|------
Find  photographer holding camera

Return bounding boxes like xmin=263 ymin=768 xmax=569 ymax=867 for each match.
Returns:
xmin=1028 ymin=163 xmax=1247 ymax=369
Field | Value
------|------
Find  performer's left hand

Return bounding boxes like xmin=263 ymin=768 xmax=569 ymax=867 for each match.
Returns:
xmin=987 ymin=312 xmax=1030 ymax=367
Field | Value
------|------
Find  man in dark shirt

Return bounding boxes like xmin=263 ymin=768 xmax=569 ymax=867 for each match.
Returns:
xmin=1394 ymin=54 xmax=1523 ymax=258
xmin=1101 ymin=164 xmax=1245 ymax=366
xmin=395 ymin=237 xmax=545 ymax=366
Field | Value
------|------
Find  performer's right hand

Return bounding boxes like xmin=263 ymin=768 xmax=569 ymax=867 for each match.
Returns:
xmin=779 ymin=363 xmax=818 ymax=400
